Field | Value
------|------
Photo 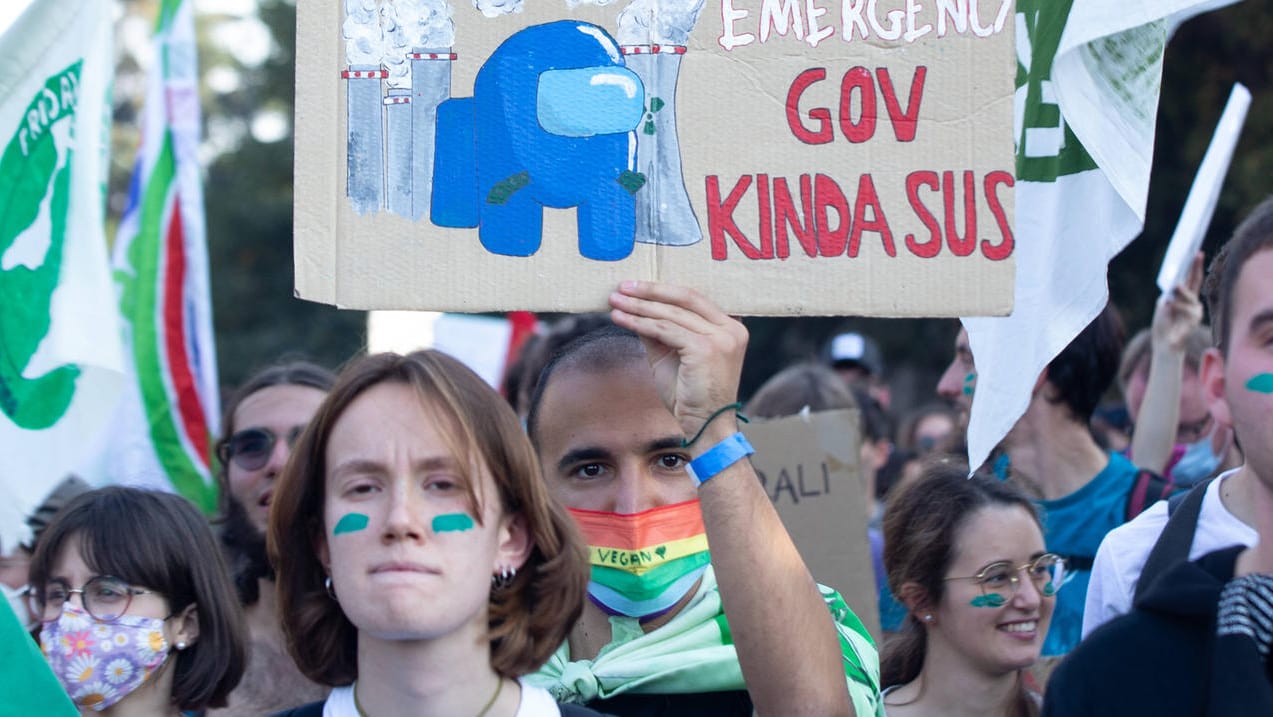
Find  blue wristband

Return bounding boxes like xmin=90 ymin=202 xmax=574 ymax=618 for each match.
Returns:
xmin=686 ymin=432 xmax=755 ymax=486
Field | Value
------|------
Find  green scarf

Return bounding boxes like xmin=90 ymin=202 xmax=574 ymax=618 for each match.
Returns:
xmin=528 ymin=567 xmax=883 ymax=716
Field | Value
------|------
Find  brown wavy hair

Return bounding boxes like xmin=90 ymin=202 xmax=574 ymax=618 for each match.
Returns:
xmin=880 ymin=459 xmax=1042 ymax=716
xmin=268 ymin=350 xmax=588 ymax=686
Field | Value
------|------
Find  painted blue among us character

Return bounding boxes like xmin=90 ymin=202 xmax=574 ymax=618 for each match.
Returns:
xmin=432 ymin=21 xmax=646 ymax=261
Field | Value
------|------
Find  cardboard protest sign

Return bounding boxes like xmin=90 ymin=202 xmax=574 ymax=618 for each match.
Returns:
xmin=742 ymin=409 xmax=880 ymax=639
xmin=295 ymin=0 xmax=1015 ymax=315
xmin=1155 ymin=83 xmax=1249 ymax=294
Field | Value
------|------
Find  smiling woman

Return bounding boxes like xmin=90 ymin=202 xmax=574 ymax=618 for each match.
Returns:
xmin=267 ymin=351 xmax=600 ymax=717
xmin=880 ymin=461 xmax=1056 ymax=717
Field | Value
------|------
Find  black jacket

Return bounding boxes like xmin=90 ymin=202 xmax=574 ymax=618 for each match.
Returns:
xmin=1043 ymin=546 xmax=1273 ymax=716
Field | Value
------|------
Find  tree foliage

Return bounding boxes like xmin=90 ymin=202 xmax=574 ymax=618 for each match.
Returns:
xmin=200 ymin=0 xmax=366 ymax=389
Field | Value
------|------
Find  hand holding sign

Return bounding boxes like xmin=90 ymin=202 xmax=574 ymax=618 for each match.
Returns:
xmin=608 ymin=281 xmax=746 ymax=441
xmin=1151 ymin=251 xmax=1204 ymax=355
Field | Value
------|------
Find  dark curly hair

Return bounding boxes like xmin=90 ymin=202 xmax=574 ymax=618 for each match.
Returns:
xmin=1043 ymin=304 xmax=1125 ymax=423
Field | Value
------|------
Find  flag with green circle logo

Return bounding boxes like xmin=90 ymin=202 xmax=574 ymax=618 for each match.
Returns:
xmin=0 ymin=0 xmax=123 ymax=552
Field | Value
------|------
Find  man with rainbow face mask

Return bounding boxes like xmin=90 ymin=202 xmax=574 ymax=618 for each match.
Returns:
xmin=526 ymin=282 xmax=882 ymax=717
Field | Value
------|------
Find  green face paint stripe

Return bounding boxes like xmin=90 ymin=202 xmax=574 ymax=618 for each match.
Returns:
xmin=1042 ymin=581 xmax=1056 ymax=597
xmin=969 ymin=594 xmax=1007 ymax=608
xmin=1246 ymin=374 xmax=1273 ymax=394
xmin=964 ymin=372 xmax=976 ymax=383
xmin=432 ymin=513 xmax=475 ymax=532
xmin=333 ymin=513 xmax=369 ymax=535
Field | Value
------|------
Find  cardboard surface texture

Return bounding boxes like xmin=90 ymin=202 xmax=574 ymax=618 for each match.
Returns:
xmin=296 ymin=0 xmax=1015 ymax=315
xmin=742 ymin=409 xmax=880 ymax=639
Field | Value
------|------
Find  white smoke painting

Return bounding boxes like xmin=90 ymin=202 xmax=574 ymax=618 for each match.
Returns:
xmin=473 ymin=0 xmax=524 ymax=20
xmin=399 ymin=0 xmax=456 ymax=49
xmin=380 ymin=2 xmax=412 ymax=88
xmin=343 ymin=0 xmax=384 ymax=65
xmin=617 ymin=0 xmax=705 ymax=45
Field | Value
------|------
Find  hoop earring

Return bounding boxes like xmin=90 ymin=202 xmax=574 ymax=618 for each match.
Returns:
xmin=325 ymin=576 xmax=337 ymax=600
xmin=491 ymin=566 xmax=516 ymax=590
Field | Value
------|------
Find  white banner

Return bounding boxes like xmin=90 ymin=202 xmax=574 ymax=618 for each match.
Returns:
xmin=0 ymin=0 xmax=122 ymax=550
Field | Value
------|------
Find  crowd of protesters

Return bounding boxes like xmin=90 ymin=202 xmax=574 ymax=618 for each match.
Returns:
xmin=4 ymin=196 xmax=1273 ymax=715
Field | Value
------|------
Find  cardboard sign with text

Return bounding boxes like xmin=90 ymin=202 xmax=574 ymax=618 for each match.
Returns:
xmin=295 ymin=0 xmax=1015 ymax=315
xmin=742 ymin=409 xmax=879 ymax=639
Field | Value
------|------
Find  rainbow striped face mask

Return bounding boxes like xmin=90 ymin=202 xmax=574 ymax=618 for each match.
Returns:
xmin=568 ymin=499 xmax=711 ymax=620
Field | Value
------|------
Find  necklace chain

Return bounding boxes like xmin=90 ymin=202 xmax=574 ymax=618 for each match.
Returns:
xmin=353 ymin=677 xmax=505 ymax=717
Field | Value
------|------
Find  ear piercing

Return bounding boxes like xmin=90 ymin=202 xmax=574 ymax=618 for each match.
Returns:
xmin=491 ymin=566 xmax=516 ymax=590
xmin=325 ymin=576 xmax=337 ymax=600
xmin=923 ymin=614 xmax=933 ymax=623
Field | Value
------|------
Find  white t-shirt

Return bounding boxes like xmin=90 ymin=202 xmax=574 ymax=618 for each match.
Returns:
xmin=1082 ymin=469 xmax=1257 ymax=638
xmin=323 ymin=678 xmax=562 ymax=717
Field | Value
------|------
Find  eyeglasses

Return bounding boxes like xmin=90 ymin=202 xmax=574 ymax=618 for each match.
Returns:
xmin=32 ymin=576 xmax=158 ymax=623
xmin=217 ymin=426 xmax=304 ymax=471
xmin=943 ymin=553 xmax=1066 ymax=607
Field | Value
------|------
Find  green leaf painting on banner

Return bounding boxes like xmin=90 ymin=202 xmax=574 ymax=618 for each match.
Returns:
xmin=1016 ymin=0 xmax=1098 ymax=182
xmin=0 ymin=62 xmax=83 ymax=429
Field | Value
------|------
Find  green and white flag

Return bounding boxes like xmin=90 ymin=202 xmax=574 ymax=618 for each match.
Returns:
xmin=962 ymin=0 xmax=1241 ymax=473
xmin=0 ymin=0 xmax=122 ymax=551
xmin=0 ymin=595 xmax=76 ymax=716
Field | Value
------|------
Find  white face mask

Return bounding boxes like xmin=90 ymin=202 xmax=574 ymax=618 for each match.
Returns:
xmin=2 ymin=582 xmax=36 ymax=632
xmin=1173 ymin=423 xmax=1224 ymax=487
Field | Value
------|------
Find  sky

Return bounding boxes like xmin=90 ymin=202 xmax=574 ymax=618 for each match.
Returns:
xmin=0 ymin=0 xmax=34 ymax=34
xmin=1 ymin=0 xmax=284 ymax=148
xmin=1 ymin=0 xmax=264 ymax=51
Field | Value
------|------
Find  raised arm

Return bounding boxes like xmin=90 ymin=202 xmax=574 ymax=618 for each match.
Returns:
xmin=609 ymin=281 xmax=858 ymax=717
xmin=1130 ymin=253 xmax=1204 ymax=474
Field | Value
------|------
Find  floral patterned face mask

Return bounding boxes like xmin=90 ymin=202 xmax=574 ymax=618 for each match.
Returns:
xmin=40 ymin=604 xmax=172 ymax=711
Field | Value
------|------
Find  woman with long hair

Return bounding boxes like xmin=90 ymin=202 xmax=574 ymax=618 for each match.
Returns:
xmin=881 ymin=461 xmax=1061 ymax=717
xmin=268 ymin=350 xmax=601 ymax=717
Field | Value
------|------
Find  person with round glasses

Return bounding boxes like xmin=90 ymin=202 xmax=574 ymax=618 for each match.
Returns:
xmin=211 ymin=360 xmax=336 ymax=715
xmin=880 ymin=461 xmax=1058 ymax=717
xmin=215 ymin=361 xmax=335 ymax=544
xmin=27 ymin=486 xmax=246 ymax=714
